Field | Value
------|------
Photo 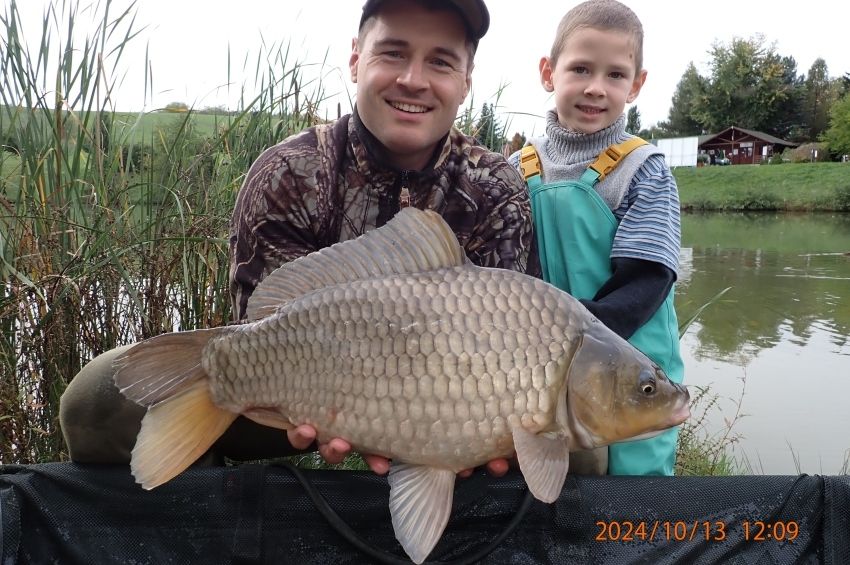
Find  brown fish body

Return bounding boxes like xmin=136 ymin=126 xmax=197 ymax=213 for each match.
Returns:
xmin=114 ymin=208 xmax=689 ymax=564
xmin=204 ymin=266 xmax=581 ymax=471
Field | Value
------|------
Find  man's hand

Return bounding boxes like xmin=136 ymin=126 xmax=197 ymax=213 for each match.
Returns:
xmin=286 ymin=424 xmax=350 ymax=464
xmin=286 ymin=424 xmax=371 ymax=467
xmin=288 ymin=424 xmax=513 ymax=477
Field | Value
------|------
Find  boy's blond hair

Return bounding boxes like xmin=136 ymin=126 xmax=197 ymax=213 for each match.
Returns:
xmin=549 ymin=0 xmax=644 ymax=75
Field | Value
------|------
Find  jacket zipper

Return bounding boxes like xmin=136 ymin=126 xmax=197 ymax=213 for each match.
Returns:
xmin=399 ymin=170 xmax=410 ymax=208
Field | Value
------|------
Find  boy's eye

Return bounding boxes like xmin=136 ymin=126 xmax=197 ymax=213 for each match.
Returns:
xmin=609 ymin=71 xmax=626 ymax=79
xmin=572 ymin=66 xmax=589 ymax=75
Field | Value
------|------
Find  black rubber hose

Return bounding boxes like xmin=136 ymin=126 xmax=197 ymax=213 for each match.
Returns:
xmin=276 ymin=462 xmax=536 ymax=565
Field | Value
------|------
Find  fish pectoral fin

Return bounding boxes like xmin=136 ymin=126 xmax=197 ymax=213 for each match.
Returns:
xmin=512 ymin=424 xmax=569 ymax=503
xmin=243 ymin=407 xmax=293 ymax=431
xmin=132 ymin=381 xmax=237 ymax=490
xmin=387 ymin=463 xmax=456 ymax=564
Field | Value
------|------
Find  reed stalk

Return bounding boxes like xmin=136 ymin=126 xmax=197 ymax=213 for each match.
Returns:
xmin=0 ymin=0 xmax=326 ymax=463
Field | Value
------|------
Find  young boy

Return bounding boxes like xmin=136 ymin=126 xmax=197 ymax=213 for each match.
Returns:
xmin=509 ymin=0 xmax=684 ymax=476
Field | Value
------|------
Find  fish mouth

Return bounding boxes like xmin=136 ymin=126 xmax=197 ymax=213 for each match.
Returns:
xmin=669 ymin=384 xmax=691 ymax=425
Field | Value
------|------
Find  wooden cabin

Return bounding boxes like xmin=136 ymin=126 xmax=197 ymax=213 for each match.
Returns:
xmin=698 ymin=127 xmax=797 ymax=165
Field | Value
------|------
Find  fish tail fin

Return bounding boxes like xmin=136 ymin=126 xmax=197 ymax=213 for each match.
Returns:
xmin=132 ymin=381 xmax=237 ymax=489
xmin=113 ymin=327 xmax=238 ymax=489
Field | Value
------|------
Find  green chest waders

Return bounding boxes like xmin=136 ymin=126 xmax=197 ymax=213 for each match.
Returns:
xmin=521 ymin=142 xmax=685 ymax=476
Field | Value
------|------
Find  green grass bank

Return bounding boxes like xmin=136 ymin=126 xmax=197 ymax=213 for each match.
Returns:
xmin=674 ymin=162 xmax=850 ymax=211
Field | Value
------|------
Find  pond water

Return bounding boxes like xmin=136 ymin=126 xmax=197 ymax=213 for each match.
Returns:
xmin=675 ymin=212 xmax=850 ymax=475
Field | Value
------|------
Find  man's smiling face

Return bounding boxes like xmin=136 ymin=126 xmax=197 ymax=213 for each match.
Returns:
xmin=350 ymin=0 xmax=472 ymax=171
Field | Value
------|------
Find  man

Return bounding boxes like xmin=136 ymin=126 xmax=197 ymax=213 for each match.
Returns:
xmin=60 ymin=0 xmax=537 ymax=474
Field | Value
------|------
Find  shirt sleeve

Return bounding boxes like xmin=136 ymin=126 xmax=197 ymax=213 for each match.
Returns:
xmin=611 ymin=153 xmax=681 ymax=276
xmin=579 ymin=257 xmax=676 ymax=339
xmin=228 ymin=146 xmax=320 ymax=321
xmin=464 ymin=158 xmax=540 ymax=278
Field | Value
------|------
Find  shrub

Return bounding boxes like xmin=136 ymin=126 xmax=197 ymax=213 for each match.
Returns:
xmin=835 ymin=183 xmax=850 ymax=211
xmin=785 ymin=142 xmax=830 ymax=163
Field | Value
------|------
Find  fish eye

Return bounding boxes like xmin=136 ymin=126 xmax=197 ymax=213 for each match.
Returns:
xmin=638 ymin=370 xmax=656 ymax=395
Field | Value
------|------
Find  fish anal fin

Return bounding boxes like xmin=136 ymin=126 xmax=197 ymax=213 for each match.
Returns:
xmin=131 ymin=381 xmax=237 ymax=490
xmin=512 ymin=423 xmax=569 ymax=503
xmin=246 ymin=208 xmax=467 ymax=321
xmin=388 ymin=463 xmax=456 ymax=564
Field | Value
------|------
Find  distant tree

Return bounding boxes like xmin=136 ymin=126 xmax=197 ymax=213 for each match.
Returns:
xmin=509 ymin=132 xmax=526 ymax=153
xmin=637 ymin=124 xmax=667 ymax=140
xmin=802 ymin=58 xmax=837 ymax=141
xmin=767 ymin=55 xmax=805 ymax=140
xmin=625 ymin=106 xmax=641 ymax=134
xmin=840 ymin=73 xmax=850 ymax=96
xmin=199 ymin=105 xmax=228 ymax=115
xmin=164 ymin=102 xmax=189 ymax=113
xmin=822 ymin=92 xmax=850 ymax=157
xmin=660 ymin=62 xmax=706 ymax=136
xmin=473 ymin=103 xmax=506 ymax=152
xmin=694 ymin=35 xmax=800 ymax=135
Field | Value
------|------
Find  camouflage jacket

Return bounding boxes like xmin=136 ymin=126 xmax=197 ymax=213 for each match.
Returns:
xmin=229 ymin=111 xmax=538 ymax=320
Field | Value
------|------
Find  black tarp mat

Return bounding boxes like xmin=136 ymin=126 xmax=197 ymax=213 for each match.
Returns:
xmin=1 ymin=462 xmax=848 ymax=564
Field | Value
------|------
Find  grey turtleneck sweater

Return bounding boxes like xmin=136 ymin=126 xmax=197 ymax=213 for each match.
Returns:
xmin=508 ymin=110 xmax=680 ymax=339
xmin=528 ymin=111 xmax=661 ymax=212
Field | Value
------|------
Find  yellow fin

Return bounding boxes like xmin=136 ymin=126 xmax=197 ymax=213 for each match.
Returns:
xmin=131 ymin=381 xmax=237 ymax=489
xmin=246 ymin=207 xmax=467 ymax=321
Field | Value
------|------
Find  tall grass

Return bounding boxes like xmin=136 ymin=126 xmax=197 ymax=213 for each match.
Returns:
xmin=0 ymin=0 xmax=327 ymax=463
xmin=675 ymin=287 xmax=743 ymax=476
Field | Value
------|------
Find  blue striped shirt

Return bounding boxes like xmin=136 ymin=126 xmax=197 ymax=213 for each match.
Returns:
xmin=611 ymin=153 xmax=681 ymax=275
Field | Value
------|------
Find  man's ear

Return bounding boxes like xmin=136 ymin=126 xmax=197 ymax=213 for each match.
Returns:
xmin=349 ymin=37 xmax=360 ymax=83
xmin=539 ymin=57 xmax=554 ymax=93
xmin=626 ymin=69 xmax=648 ymax=103
xmin=462 ymin=62 xmax=473 ymax=99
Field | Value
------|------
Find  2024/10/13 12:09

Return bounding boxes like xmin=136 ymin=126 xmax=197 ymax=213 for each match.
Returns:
xmin=595 ymin=519 xmax=800 ymax=542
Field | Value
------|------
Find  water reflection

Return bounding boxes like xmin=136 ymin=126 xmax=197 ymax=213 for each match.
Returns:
xmin=676 ymin=212 xmax=850 ymax=474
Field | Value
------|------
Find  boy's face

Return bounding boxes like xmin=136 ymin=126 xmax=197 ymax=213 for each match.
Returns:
xmin=540 ymin=27 xmax=646 ymax=134
xmin=350 ymin=0 xmax=472 ymax=171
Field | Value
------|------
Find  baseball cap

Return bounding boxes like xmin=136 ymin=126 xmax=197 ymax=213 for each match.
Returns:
xmin=359 ymin=0 xmax=490 ymax=45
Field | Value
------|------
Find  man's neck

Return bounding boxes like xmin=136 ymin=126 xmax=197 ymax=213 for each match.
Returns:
xmin=352 ymin=108 xmax=445 ymax=172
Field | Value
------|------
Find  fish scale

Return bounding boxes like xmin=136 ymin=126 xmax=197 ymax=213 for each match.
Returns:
xmin=203 ymin=267 xmax=578 ymax=470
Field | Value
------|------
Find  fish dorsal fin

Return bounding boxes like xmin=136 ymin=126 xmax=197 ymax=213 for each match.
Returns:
xmin=246 ymin=207 xmax=467 ymax=321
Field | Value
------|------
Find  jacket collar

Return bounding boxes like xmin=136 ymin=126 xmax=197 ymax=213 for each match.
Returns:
xmin=350 ymin=107 xmax=453 ymax=176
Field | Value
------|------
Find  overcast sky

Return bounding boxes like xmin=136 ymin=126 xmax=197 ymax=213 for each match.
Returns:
xmin=11 ymin=0 xmax=849 ymax=137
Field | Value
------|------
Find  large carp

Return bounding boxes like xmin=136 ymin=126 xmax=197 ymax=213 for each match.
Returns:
xmin=114 ymin=207 xmax=690 ymax=564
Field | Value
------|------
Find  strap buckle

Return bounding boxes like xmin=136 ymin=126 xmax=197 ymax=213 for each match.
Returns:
xmin=519 ymin=146 xmax=541 ymax=180
xmin=589 ymin=145 xmax=624 ymax=181
xmin=588 ymin=138 xmax=648 ymax=181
